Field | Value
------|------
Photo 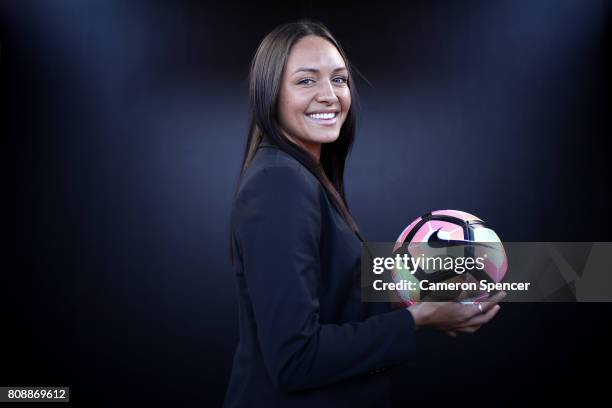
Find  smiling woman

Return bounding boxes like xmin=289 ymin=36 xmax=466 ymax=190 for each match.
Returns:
xmin=237 ymin=21 xmax=360 ymax=236
xmin=277 ymin=35 xmax=352 ymax=159
xmin=224 ymin=20 xmax=503 ymax=408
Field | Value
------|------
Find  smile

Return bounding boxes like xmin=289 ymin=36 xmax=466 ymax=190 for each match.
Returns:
xmin=306 ymin=111 xmax=339 ymax=126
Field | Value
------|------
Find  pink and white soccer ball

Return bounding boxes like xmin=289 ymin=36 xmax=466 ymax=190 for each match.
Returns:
xmin=392 ymin=210 xmax=508 ymax=305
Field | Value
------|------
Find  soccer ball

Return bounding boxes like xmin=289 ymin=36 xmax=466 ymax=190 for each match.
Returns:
xmin=391 ymin=210 xmax=507 ymax=305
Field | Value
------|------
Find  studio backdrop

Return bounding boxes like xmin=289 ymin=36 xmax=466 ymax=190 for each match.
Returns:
xmin=2 ymin=0 xmax=611 ymax=405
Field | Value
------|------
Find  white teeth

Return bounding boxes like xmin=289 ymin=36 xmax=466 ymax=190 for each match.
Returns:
xmin=308 ymin=112 xmax=337 ymax=120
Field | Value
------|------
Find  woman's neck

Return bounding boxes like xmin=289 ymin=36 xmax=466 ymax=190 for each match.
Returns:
xmin=282 ymin=132 xmax=321 ymax=162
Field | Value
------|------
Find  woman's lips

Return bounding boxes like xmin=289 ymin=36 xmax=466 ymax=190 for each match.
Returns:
xmin=305 ymin=112 xmax=339 ymax=126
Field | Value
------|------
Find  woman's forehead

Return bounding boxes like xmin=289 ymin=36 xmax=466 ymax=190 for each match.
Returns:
xmin=285 ymin=36 xmax=346 ymax=74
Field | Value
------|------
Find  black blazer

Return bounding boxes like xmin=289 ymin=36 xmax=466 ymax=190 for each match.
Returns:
xmin=224 ymin=140 xmax=416 ymax=407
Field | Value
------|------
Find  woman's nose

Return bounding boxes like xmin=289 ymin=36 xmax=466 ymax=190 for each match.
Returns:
xmin=315 ymin=80 xmax=339 ymax=104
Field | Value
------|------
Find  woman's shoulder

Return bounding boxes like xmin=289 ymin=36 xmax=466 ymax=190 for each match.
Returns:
xmin=231 ymin=147 xmax=325 ymax=232
xmin=237 ymin=147 xmax=321 ymax=199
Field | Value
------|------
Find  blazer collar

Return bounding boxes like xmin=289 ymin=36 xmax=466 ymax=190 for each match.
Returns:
xmin=256 ymin=137 xmax=367 ymax=244
xmin=258 ymin=138 xmax=277 ymax=150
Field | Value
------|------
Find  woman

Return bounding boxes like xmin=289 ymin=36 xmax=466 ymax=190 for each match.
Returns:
xmin=225 ymin=21 xmax=504 ymax=407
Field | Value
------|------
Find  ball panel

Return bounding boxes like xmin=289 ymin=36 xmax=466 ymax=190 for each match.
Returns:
xmin=392 ymin=209 xmax=507 ymax=304
xmin=408 ymin=220 xmax=466 ymax=243
xmin=431 ymin=209 xmax=482 ymax=223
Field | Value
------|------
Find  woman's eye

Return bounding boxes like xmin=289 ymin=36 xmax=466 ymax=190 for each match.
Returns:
xmin=298 ymin=78 xmax=315 ymax=85
xmin=333 ymin=76 xmax=348 ymax=84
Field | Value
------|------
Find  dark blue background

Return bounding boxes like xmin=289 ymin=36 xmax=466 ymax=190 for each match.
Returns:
xmin=2 ymin=0 xmax=610 ymax=406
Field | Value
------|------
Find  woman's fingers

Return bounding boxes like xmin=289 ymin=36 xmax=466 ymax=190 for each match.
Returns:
xmin=463 ymin=291 xmax=507 ymax=320
xmin=413 ymin=293 xmax=505 ymax=334
xmin=455 ymin=325 xmax=482 ymax=334
xmin=443 ymin=295 xmax=505 ymax=336
xmin=479 ymin=291 xmax=507 ymax=312
xmin=456 ymin=304 xmax=501 ymax=328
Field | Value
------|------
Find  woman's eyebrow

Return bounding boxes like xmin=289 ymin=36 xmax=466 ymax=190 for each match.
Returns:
xmin=291 ymin=66 xmax=348 ymax=75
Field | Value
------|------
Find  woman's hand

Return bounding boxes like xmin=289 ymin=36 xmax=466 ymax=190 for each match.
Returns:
xmin=408 ymin=291 xmax=506 ymax=336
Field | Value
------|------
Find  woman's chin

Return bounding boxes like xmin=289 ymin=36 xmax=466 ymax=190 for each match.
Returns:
xmin=312 ymin=132 xmax=341 ymax=144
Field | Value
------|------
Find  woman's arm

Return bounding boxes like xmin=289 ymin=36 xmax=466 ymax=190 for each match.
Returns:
xmin=232 ymin=165 xmax=416 ymax=392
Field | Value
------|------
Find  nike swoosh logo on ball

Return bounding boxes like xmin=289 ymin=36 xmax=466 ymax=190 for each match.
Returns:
xmin=426 ymin=229 xmax=496 ymax=249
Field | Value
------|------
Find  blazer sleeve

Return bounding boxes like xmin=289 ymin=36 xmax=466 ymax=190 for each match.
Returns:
xmin=232 ymin=165 xmax=416 ymax=392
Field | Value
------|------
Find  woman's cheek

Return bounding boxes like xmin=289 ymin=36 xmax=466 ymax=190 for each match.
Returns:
xmin=340 ymin=90 xmax=351 ymax=111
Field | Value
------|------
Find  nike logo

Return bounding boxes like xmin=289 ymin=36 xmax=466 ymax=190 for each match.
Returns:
xmin=426 ymin=229 xmax=496 ymax=249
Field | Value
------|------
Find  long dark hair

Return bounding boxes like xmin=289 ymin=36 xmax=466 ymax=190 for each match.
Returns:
xmin=231 ymin=21 xmax=361 ymax=263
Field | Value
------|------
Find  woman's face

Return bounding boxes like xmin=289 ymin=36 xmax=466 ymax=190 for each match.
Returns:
xmin=277 ymin=35 xmax=351 ymax=159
